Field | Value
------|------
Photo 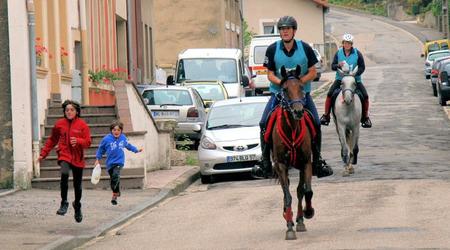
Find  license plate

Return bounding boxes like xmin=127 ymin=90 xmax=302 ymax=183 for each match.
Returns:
xmin=151 ymin=110 xmax=179 ymax=118
xmin=226 ymin=154 xmax=257 ymax=162
xmin=256 ymin=70 xmax=267 ymax=75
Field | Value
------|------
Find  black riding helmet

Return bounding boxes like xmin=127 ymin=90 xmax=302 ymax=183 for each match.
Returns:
xmin=277 ymin=16 xmax=297 ymax=30
xmin=62 ymin=99 xmax=81 ymax=118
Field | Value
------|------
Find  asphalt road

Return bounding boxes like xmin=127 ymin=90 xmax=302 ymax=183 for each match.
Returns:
xmin=81 ymin=9 xmax=450 ymax=249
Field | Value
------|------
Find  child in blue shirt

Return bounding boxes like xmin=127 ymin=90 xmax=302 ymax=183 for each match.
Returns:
xmin=95 ymin=120 xmax=143 ymax=205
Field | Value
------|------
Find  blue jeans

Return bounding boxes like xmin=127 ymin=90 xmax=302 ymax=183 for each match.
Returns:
xmin=259 ymin=92 xmax=320 ymax=130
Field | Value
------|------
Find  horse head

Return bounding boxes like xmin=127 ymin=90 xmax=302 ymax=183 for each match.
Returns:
xmin=337 ymin=66 xmax=358 ymax=105
xmin=280 ymin=65 xmax=305 ymax=120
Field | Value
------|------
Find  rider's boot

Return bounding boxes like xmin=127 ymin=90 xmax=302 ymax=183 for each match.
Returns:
xmin=312 ymin=128 xmax=333 ymax=178
xmin=320 ymin=96 xmax=332 ymax=126
xmin=361 ymin=98 xmax=372 ymax=128
xmin=253 ymin=130 xmax=272 ymax=179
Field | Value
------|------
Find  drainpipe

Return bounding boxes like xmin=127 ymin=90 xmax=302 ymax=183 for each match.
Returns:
xmin=79 ymin=0 xmax=90 ymax=105
xmin=127 ymin=0 xmax=134 ymax=82
xmin=26 ymin=0 xmax=40 ymax=177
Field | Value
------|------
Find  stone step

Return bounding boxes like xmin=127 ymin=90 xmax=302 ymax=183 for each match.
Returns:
xmin=46 ymin=114 xmax=117 ymax=126
xmin=47 ymin=144 xmax=101 ymax=157
xmin=31 ymin=175 xmax=145 ymax=190
xmin=44 ymin=123 xmax=110 ymax=136
xmin=43 ymin=134 xmax=106 ymax=145
xmin=38 ymin=165 xmax=144 ymax=179
xmin=40 ymin=154 xmax=98 ymax=168
xmin=47 ymin=105 xmax=116 ymax=116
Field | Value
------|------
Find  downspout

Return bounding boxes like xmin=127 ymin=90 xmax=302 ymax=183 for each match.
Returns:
xmin=79 ymin=0 xmax=90 ymax=105
xmin=127 ymin=0 xmax=134 ymax=82
xmin=26 ymin=0 xmax=40 ymax=177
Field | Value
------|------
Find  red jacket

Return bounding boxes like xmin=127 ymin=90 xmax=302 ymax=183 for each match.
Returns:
xmin=40 ymin=117 xmax=91 ymax=168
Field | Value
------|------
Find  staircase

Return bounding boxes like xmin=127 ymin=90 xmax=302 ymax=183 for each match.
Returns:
xmin=32 ymin=102 xmax=145 ymax=190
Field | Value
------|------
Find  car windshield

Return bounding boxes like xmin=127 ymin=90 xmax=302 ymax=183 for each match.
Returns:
xmin=253 ymin=46 xmax=268 ymax=64
xmin=142 ymin=89 xmax=193 ymax=105
xmin=429 ymin=52 xmax=450 ymax=61
xmin=176 ymin=59 xmax=237 ymax=83
xmin=189 ymin=84 xmax=226 ymax=101
xmin=207 ymin=102 xmax=266 ymax=129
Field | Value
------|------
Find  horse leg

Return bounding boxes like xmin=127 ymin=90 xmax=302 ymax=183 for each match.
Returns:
xmin=302 ymin=162 xmax=315 ymax=219
xmin=352 ymin=143 xmax=359 ymax=165
xmin=296 ymin=171 xmax=306 ymax=232
xmin=277 ymin=163 xmax=296 ymax=240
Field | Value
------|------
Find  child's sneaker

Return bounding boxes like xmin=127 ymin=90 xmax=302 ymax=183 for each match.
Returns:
xmin=111 ymin=193 xmax=118 ymax=205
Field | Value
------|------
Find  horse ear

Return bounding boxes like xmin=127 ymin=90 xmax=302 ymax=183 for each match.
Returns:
xmin=351 ymin=66 xmax=359 ymax=76
xmin=281 ymin=66 xmax=287 ymax=78
xmin=295 ymin=65 xmax=301 ymax=77
xmin=337 ymin=68 xmax=345 ymax=77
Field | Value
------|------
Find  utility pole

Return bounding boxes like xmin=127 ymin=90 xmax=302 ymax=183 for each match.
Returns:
xmin=443 ymin=0 xmax=449 ymax=39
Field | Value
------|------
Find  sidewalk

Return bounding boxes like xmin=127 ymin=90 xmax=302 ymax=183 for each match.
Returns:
xmin=0 ymin=165 xmax=199 ymax=250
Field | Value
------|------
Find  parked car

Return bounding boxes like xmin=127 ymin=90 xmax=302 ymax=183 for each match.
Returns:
xmin=312 ymin=48 xmax=323 ymax=81
xmin=141 ymin=85 xmax=207 ymax=145
xmin=181 ymin=80 xmax=229 ymax=111
xmin=436 ymin=61 xmax=450 ymax=106
xmin=197 ymin=96 xmax=269 ymax=184
xmin=430 ymin=56 xmax=450 ymax=96
xmin=422 ymin=39 xmax=450 ymax=58
xmin=424 ymin=50 xmax=450 ymax=79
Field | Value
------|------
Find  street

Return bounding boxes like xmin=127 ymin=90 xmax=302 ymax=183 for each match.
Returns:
xmin=80 ymin=9 xmax=450 ymax=249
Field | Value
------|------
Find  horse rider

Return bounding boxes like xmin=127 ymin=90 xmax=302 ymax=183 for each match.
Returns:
xmin=320 ymin=33 xmax=372 ymax=128
xmin=254 ymin=15 xmax=333 ymax=179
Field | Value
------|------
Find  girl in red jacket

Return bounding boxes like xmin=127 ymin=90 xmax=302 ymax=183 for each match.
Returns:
xmin=39 ymin=100 xmax=91 ymax=223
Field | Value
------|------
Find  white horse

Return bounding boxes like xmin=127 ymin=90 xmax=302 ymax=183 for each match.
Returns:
xmin=332 ymin=66 xmax=361 ymax=176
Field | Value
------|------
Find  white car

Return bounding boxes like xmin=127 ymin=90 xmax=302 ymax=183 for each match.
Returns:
xmin=425 ymin=50 xmax=450 ymax=79
xmin=197 ymin=96 xmax=269 ymax=183
xmin=312 ymin=48 xmax=323 ymax=81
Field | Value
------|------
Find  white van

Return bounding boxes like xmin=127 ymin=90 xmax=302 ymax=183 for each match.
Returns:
xmin=248 ymin=35 xmax=280 ymax=95
xmin=167 ymin=48 xmax=250 ymax=98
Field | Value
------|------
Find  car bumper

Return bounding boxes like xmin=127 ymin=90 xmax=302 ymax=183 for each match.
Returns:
xmin=198 ymin=143 xmax=261 ymax=176
xmin=175 ymin=122 xmax=203 ymax=140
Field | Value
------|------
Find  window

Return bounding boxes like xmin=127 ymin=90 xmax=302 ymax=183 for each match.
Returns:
xmin=263 ymin=24 xmax=275 ymax=34
xmin=253 ymin=46 xmax=268 ymax=64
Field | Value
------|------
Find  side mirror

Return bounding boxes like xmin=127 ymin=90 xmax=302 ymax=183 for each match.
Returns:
xmin=166 ymin=75 xmax=175 ymax=85
xmin=421 ymin=54 xmax=425 ymax=58
xmin=193 ymin=124 xmax=202 ymax=133
xmin=241 ymin=75 xmax=249 ymax=87
xmin=143 ymin=98 xmax=149 ymax=105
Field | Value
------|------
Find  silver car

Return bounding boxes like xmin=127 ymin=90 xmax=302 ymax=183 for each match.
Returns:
xmin=198 ymin=96 xmax=269 ymax=183
xmin=142 ymin=85 xmax=207 ymax=145
xmin=425 ymin=50 xmax=450 ymax=79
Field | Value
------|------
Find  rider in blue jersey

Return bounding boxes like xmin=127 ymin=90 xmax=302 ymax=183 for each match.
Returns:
xmin=253 ymin=16 xmax=333 ymax=179
xmin=320 ymin=33 xmax=372 ymax=128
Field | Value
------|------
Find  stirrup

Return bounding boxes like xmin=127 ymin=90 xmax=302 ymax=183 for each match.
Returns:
xmin=320 ymin=114 xmax=330 ymax=126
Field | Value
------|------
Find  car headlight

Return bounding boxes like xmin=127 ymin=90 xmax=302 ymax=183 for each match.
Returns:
xmin=200 ymin=136 xmax=217 ymax=150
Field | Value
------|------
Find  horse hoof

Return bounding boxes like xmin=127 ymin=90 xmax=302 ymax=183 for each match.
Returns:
xmin=342 ymin=170 xmax=350 ymax=177
xmin=348 ymin=167 xmax=355 ymax=174
xmin=285 ymin=230 xmax=297 ymax=240
xmin=303 ymin=208 xmax=315 ymax=219
xmin=296 ymin=222 xmax=307 ymax=232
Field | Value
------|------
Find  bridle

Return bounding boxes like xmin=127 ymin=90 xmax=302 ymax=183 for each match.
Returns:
xmin=278 ymin=75 xmax=306 ymax=119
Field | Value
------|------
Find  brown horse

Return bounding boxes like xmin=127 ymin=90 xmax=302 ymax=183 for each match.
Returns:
xmin=268 ymin=65 xmax=315 ymax=240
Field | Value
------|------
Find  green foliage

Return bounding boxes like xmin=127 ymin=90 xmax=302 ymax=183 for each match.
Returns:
xmin=243 ymin=20 xmax=256 ymax=47
xmin=88 ymin=67 xmax=126 ymax=87
xmin=329 ymin=0 xmax=387 ymax=16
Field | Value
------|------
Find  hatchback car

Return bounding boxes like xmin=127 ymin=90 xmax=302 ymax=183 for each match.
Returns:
xmin=142 ymin=85 xmax=207 ymax=144
xmin=197 ymin=96 xmax=269 ymax=184
xmin=181 ymin=80 xmax=229 ymax=111
xmin=424 ymin=50 xmax=450 ymax=79
xmin=436 ymin=61 xmax=450 ymax=106
xmin=430 ymin=56 xmax=450 ymax=96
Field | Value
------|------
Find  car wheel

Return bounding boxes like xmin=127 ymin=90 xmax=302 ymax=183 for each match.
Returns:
xmin=432 ymin=82 xmax=437 ymax=97
xmin=437 ymin=86 xmax=446 ymax=106
xmin=201 ymin=174 xmax=213 ymax=184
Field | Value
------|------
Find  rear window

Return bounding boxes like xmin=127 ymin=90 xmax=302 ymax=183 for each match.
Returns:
xmin=441 ymin=42 xmax=449 ymax=50
xmin=253 ymin=46 xmax=268 ymax=64
xmin=428 ymin=43 xmax=440 ymax=53
xmin=190 ymin=84 xmax=226 ymax=101
xmin=142 ymin=89 xmax=192 ymax=105
xmin=444 ymin=63 xmax=450 ymax=74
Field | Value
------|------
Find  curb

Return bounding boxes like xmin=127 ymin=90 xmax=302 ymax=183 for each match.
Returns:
xmin=42 ymin=167 xmax=200 ymax=250
xmin=0 ymin=189 xmax=18 ymax=198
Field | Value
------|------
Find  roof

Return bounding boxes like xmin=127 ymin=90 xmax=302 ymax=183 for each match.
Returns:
xmin=212 ymin=96 xmax=269 ymax=107
xmin=178 ymin=48 xmax=242 ymax=59
xmin=312 ymin=0 xmax=329 ymax=8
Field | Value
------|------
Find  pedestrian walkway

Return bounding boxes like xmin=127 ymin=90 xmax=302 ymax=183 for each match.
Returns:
xmin=0 ymin=165 xmax=199 ymax=250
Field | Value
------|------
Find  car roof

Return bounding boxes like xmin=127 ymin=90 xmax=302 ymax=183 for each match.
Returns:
xmin=178 ymin=48 xmax=241 ymax=59
xmin=211 ymin=96 xmax=269 ymax=107
xmin=428 ymin=50 xmax=450 ymax=56
xmin=141 ymin=85 xmax=193 ymax=92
